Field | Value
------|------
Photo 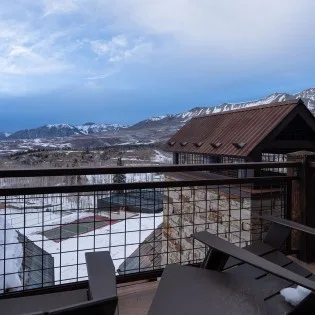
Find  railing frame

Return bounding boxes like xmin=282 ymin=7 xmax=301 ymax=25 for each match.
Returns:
xmin=0 ymin=161 xmax=300 ymax=178
xmin=0 ymin=160 xmax=302 ymax=297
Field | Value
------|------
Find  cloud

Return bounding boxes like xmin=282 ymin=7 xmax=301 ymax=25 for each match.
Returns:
xmin=0 ymin=20 xmax=71 ymax=76
xmin=86 ymin=68 xmax=119 ymax=80
xmin=42 ymin=0 xmax=79 ymax=17
xmin=0 ymin=1 xmax=156 ymax=95
xmin=90 ymin=35 xmax=152 ymax=63
xmin=110 ymin=0 xmax=315 ymax=60
xmin=0 ymin=0 xmax=315 ymax=96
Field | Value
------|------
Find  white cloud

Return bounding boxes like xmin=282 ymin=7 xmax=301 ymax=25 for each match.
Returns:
xmin=75 ymin=0 xmax=314 ymax=66
xmin=117 ymin=1 xmax=314 ymax=55
xmin=90 ymin=35 xmax=152 ymax=63
xmin=0 ymin=0 xmax=314 ymax=95
xmin=0 ymin=20 xmax=71 ymax=75
xmin=86 ymin=68 xmax=119 ymax=80
xmin=42 ymin=0 xmax=79 ymax=17
xmin=111 ymin=35 xmax=128 ymax=48
xmin=90 ymin=35 xmax=128 ymax=56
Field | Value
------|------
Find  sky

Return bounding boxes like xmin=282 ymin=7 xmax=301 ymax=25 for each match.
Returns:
xmin=1 ymin=0 xmax=315 ymax=131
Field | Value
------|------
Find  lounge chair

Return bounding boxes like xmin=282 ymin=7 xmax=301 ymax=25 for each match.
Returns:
xmin=0 ymin=251 xmax=118 ymax=315
xmin=149 ymin=216 xmax=315 ymax=314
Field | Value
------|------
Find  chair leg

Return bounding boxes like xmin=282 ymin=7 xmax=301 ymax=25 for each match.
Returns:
xmin=201 ymin=248 xmax=229 ymax=271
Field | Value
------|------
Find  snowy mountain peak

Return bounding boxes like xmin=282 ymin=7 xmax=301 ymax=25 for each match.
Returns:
xmin=46 ymin=124 xmax=74 ymax=129
xmin=75 ymin=123 xmax=128 ymax=135
xmin=117 ymin=88 xmax=315 ymax=133
xmin=295 ymin=87 xmax=315 ymax=101
xmin=149 ymin=115 xmax=168 ymax=121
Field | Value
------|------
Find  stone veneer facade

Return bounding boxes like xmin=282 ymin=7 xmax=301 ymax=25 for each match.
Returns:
xmin=161 ymin=177 xmax=284 ymax=266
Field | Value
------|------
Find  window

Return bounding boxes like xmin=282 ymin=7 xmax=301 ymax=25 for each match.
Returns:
xmin=262 ymin=153 xmax=287 ymax=174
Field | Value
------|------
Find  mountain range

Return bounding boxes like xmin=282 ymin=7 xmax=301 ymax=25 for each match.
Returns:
xmin=2 ymin=123 xmax=128 ymax=140
xmin=2 ymin=87 xmax=315 ymax=141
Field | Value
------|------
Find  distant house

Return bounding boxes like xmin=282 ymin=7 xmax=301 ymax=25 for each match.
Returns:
xmin=97 ymin=189 xmax=164 ymax=214
xmin=17 ymin=232 xmax=54 ymax=290
xmin=165 ymin=99 xmax=315 ymax=177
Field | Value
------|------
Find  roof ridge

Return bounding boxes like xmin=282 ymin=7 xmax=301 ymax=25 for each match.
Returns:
xmin=191 ymin=99 xmax=302 ymax=121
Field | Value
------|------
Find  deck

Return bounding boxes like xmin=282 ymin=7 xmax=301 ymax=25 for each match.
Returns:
xmin=117 ymin=256 xmax=315 ymax=315
xmin=118 ymin=280 xmax=159 ymax=315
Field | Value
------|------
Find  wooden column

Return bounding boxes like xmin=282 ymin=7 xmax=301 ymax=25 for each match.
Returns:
xmin=287 ymin=151 xmax=315 ymax=262
xmin=174 ymin=153 xmax=179 ymax=165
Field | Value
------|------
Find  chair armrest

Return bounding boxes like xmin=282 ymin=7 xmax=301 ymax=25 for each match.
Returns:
xmin=193 ymin=231 xmax=315 ymax=291
xmin=262 ymin=216 xmax=315 ymax=236
xmin=85 ymin=251 xmax=117 ymax=300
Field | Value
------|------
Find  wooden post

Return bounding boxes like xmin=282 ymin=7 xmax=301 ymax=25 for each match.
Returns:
xmin=287 ymin=151 xmax=315 ymax=262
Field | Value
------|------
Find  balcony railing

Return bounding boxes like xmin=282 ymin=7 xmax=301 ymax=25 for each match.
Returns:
xmin=0 ymin=161 xmax=301 ymax=296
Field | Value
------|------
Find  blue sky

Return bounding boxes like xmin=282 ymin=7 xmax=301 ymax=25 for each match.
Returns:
xmin=1 ymin=0 xmax=315 ymax=131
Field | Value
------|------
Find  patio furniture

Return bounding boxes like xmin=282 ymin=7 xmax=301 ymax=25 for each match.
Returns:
xmin=149 ymin=216 xmax=315 ymax=314
xmin=0 ymin=251 xmax=118 ymax=315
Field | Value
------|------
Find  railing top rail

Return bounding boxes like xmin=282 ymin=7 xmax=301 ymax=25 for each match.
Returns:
xmin=0 ymin=175 xmax=299 ymax=196
xmin=0 ymin=161 xmax=300 ymax=178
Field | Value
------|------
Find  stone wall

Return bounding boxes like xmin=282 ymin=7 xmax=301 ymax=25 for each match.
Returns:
xmin=161 ymin=183 xmax=284 ymax=266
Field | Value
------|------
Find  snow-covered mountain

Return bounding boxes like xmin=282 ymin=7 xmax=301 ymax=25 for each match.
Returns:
xmin=75 ymin=122 xmax=128 ymax=135
xmin=0 ymin=132 xmax=10 ymax=139
xmin=127 ymin=91 xmax=308 ymax=131
xmin=130 ymin=89 xmax=315 ymax=131
xmin=8 ymin=124 xmax=83 ymax=140
xmin=7 ymin=123 xmax=128 ymax=140
xmin=127 ymin=115 xmax=176 ymax=130
xmin=294 ymin=88 xmax=315 ymax=111
xmin=172 ymin=92 xmax=300 ymax=123
xmin=3 ymin=87 xmax=315 ymax=141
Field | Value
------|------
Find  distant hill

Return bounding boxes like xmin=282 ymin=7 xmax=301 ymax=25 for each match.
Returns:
xmin=7 ymin=123 xmax=128 ymax=140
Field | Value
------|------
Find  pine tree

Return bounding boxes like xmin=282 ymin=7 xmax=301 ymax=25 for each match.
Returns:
xmin=113 ymin=157 xmax=126 ymax=185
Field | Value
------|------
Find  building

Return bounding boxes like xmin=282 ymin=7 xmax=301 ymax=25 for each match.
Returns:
xmin=166 ymin=99 xmax=315 ymax=176
xmin=161 ymin=99 xmax=315 ymax=265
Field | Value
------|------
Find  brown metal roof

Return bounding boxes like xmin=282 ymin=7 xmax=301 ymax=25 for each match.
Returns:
xmin=166 ymin=99 xmax=307 ymax=157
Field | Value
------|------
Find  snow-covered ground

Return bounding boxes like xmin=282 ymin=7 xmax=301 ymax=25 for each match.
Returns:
xmin=26 ymin=211 xmax=162 ymax=284
xmin=0 ymin=217 xmax=23 ymax=293
xmin=0 ymin=172 xmax=166 ymax=291
xmin=152 ymin=150 xmax=172 ymax=164
xmin=0 ymin=172 xmax=164 ymax=189
xmin=0 ymin=192 xmax=163 ymax=288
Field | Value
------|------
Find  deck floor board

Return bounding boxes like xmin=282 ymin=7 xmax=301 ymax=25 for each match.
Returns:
xmin=117 ymin=280 xmax=159 ymax=315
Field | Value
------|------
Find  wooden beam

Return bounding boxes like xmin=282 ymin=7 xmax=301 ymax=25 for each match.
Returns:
xmin=267 ymin=140 xmax=315 ymax=150
xmin=287 ymin=151 xmax=315 ymax=262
